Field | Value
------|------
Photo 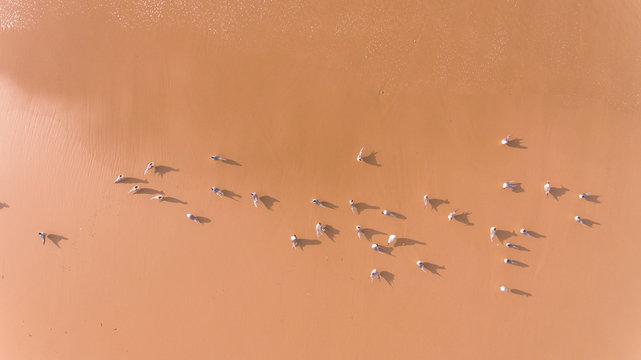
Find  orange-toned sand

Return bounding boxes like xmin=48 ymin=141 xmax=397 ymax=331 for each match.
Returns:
xmin=1 ymin=1 xmax=641 ymax=359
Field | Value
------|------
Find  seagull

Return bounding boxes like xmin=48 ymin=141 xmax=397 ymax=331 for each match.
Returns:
xmin=381 ymin=210 xmax=396 ymax=218
xmin=150 ymin=194 xmax=164 ymax=200
xmin=448 ymin=210 xmax=457 ymax=221
xmin=579 ymin=192 xmax=591 ymax=199
xmin=128 ymin=185 xmax=140 ymax=194
xmin=502 ymin=181 xmax=517 ymax=189
xmin=144 ymin=162 xmax=154 ymax=175
xmin=315 ymin=222 xmax=326 ymax=238
xmin=417 ymin=260 xmax=427 ymax=272
xmin=504 ymin=258 xmax=515 ymax=265
xmin=38 ymin=232 xmax=45 ymax=245
xmin=371 ymin=243 xmax=381 ymax=253
xmin=210 ymin=155 xmax=227 ymax=161
xmin=290 ymin=235 xmax=298 ymax=249
xmin=349 ymin=200 xmax=355 ymax=214
xmin=574 ymin=216 xmax=584 ymax=225
xmin=251 ymin=192 xmax=259 ymax=207
xmin=501 ymin=135 xmax=511 ymax=145
xmin=114 ymin=174 xmax=124 ymax=183
xmin=211 ymin=187 xmax=224 ymax=197
xmin=520 ymin=228 xmax=530 ymax=236
xmin=505 ymin=242 xmax=518 ymax=249
xmin=490 ymin=226 xmax=496 ymax=242
xmin=499 ymin=285 xmax=509 ymax=293
xmin=370 ymin=268 xmax=380 ymax=283
xmin=424 ymin=194 xmax=429 ymax=209
xmin=357 ymin=147 xmax=364 ymax=162
xmin=544 ymin=181 xmax=551 ymax=197
xmin=356 ymin=225 xmax=362 ymax=240
xmin=186 ymin=213 xmax=200 ymax=224
xmin=312 ymin=198 xmax=325 ymax=207
xmin=387 ymin=234 xmax=397 ymax=246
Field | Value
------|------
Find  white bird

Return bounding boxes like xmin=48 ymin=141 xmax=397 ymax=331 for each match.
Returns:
xmin=387 ymin=234 xmax=397 ymax=246
xmin=501 ymin=135 xmax=511 ymax=145
xmin=349 ymin=200 xmax=355 ymax=214
xmin=144 ymin=162 xmax=154 ymax=175
xmin=490 ymin=226 xmax=497 ymax=242
xmin=381 ymin=210 xmax=396 ymax=218
xmin=290 ymin=235 xmax=298 ymax=249
xmin=417 ymin=260 xmax=426 ymax=272
xmin=505 ymin=242 xmax=518 ymax=249
xmin=128 ymin=185 xmax=140 ymax=194
xmin=448 ymin=210 xmax=457 ymax=221
xmin=150 ymin=194 xmax=164 ymax=200
xmin=357 ymin=147 xmax=364 ymax=162
xmin=210 ymin=155 xmax=227 ymax=161
xmin=370 ymin=268 xmax=380 ymax=283
xmin=251 ymin=192 xmax=259 ymax=207
xmin=211 ymin=187 xmax=224 ymax=197
xmin=114 ymin=174 xmax=124 ymax=183
xmin=502 ymin=181 xmax=517 ymax=189
xmin=574 ymin=216 xmax=584 ymax=225
xmin=519 ymin=228 xmax=530 ymax=236
xmin=38 ymin=232 xmax=46 ymax=245
xmin=315 ymin=222 xmax=326 ymax=238
xmin=424 ymin=194 xmax=429 ymax=209
xmin=499 ymin=285 xmax=508 ymax=293
xmin=186 ymin=213 xmax=200 ymax=224
xmin=356 ymin=225 xmax=362 ymax=240
xmin=312 ymin=198 xmax=325 ymax=207
xmin=504 ymin=258 xmax=515 ymax=265
xmin=544 ymin=181 xmax=551 ymax=197
xmin=371 ymin=243 xmax=381 ymax=252
xmin=579 ymin=192 xmax=591 ymax=199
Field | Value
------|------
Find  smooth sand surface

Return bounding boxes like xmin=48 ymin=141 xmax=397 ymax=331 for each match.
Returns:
xmin=1 ymin=1 xmax=641 ymax=359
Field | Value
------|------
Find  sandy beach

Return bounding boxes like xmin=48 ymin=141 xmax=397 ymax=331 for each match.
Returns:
xmin=1 ymin=1 xmax=641 ymax=359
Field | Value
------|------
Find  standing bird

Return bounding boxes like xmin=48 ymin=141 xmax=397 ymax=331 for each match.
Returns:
xmin=349 ymin=200 xmax=355 ymax=214
xmin=505 ymin=242 xmax=518 ymax=249
xmin=128 ymin=185 xmax=140 ymax=194
xmin=150 ymin=194 xmax=164 ymax=201
xmin=490 ymin=226 xmax=497 ymax=242
xmin=144 ymin=162 xmax=154 ymax=175
xmin=579 ymin=192 xmax=591 ymax=199
xmin=424 ymin=194 xmax=429 ymax=209
xmin=371 ymin=243 xmax=381 ymax=253
xmin=499 ymin=285 xmax=509 ymax=293
xmin=356 ymin=225 xmax=362 ymax=240
xmin=504 ymin=258 xmax=515 ymax=265
xmin=251 ymin=192 xmax=259 ymax=208
xmin=210 ymin=155 xmax=227 ymax=161
xmin=387 ymin=234 xmax=397 ymax=246
xmin=448 ymin=210 xmax=457 ymax=221
xmin=520 ymin=228 xmax=531 ymax=236
xmin=312 ymin=198 xmax=325 ymax=207
xmin=417 ymin=260 xmax=427 ymax=272
xmin=38 ymin=232 xmax=46 ymax=245
xmin=370 ymin=269 xmax=380 ymax=283
xmin=211 ymin=187 xmax=224 ymax=197
xmin=186 ymin=213 xmax=200 ymax=224
xmin=574 ymin=216 xmax=584 ymax=225
xmin=357 ymin=147 xmax=364 ymax=162
xmin=381 ymin=210 xmax=396 ymax=218
xmin=290 ymin=235 xmax=298 ymax=249
xmin=114 ymin=174 xmax=124 ymax=183
xmin=501 ymin=135 xmax=511 ymax=145
xmin=502 ymin=181 xmax=517 ymax=189
xmin=544 ymin=181 xmax=551 ymax=197
xmin=315 ymin=222 xmax=326 ymax=238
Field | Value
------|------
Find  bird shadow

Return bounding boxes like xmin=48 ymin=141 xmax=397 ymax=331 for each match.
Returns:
xmin=298 ymin=238 xmax=322 ymax=250
xmin=259 ymin=195 xmax=280 ymax=210
xmin=429 ymin=198 xmax=449 ymax=211
xmin=355 ymin=202 xmax=379 ymax=214
xmin=363 ymin=152 xmax=381 ymax=167
xmin=222 ymin=190 xmax=242 ymax=201
xmin=46 ymin=234 xmax=68 ymax=248
xmin=324 ymin=225 xmax=340 ymax=241
xmin=377 ymin=245 xmax=394 ymax=256
xmin=549 ymin=186 xmax=569 ymax=200
xmin=528 ymin=231 xmax=546 ymax=239
xmin=154 ymin=165 xmax=179 ymax=177
xmin=507 ymin=243 xmax=530 ymax=252
xmin=163 ymin=197 xmax=188 ymax=204
xmin=585 ymin=194 xmax=600 ymax=203
xmin=582 ymin=218 xmax=601 ymax=228
xmin=507 ymin=138 xmax=528 ymax=149
xmin=380 ymin=271 xmax=394 ymax=286
xmin=362 ymin=228 xmax=386 ymax=241
xmin=119 ymin=177 xmax=148 ymax=184
xmin=424 ymin=262 xmax=446 ymax=276
xmin=454 ymin=212 xmax=474 ymax=226
xmin=222 ymin=158 xmax=242 ymax=166
xmin=511 ymin=183 xmax=525 ymax=193
xmin=495 ymin=230 xmax=516 ymax=243
xmin=0 ymin=202 xmax=9 ymax=209
xmin=506 ymin=259 xmax=528 ymax=267
xmin=196 ymin=216 xmax=211 ymax=224
xmin=510 ymin=289 xmax=532 ymax=297
xmin=395 ymin=238 xmax=426 ymax=247
xmin=321 ymin=201 xmax=338 ymax=210
xmin=136 ymin=188 xmax=164 ymax=195
xmin=384 ymin=211 xmax=406 ymax=220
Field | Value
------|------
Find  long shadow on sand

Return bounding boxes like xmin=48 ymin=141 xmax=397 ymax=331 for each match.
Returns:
xmin=222 ymin=189 xmax=242 ymax=201
xmin=428 ymin=198 xmax=449 ymax=211
xmin=259 ymin=195 xmax=280 ymax=210
xmin=196 ymin=216 xmax=211 ymax=224
xmin=136 ymin=188 xmax=164 ymax=195
xmin=375 ymin=245 xmax=394 ymax=256
xmin=507 ymin=138 xmax=527 ymax=149
xmin=581 ymin=218 xmax=601 ymax=228
xmin=511 ymin=289 xmax=532 ymax=297
xmin=355 ymin=202 xmax=379 ymax=214
xmin=495 ymin=230 xmax=516 ymax=244
xmin=510 ymin=183 xmax=525 ymax=193
xmin=506 ymin=243 xmax=530 ymax=252
xmin=320 ymin=201 xmax=338 ymax=210
xmin=454 ymin=212 xmax=474 ymax=226
xmin=383 ymin=210 xmax=406 ymax=219
xmin=527 ymin=231 xmax=546 ymax=239
xmin=163 ymin=197 xmax=188 ymax=204
xmin=154 ymin=166 xmax=179 ymax=177
xmin=549 ymin=186 xmax=569 ymax=200
xmin=395 ymin=238 xmax=426 ymax=247
xmin=324 ymin=225 xmax=340 ymax=241
xmin=222 ymin=158 xmax=241 ymax=166
xmin=505 ymin=259 xmax=528 ymax=267
xmin=118 ymin=177 xmax=148 ymax=184
xmin=0 ymin=202 xmax=9 ymax=209
xmin=363 ymin=152 xmax=382 ymax=167
xmin=424 ymin=262 xmax=446 ymax=276
xmin=298 ymin=238 xmax=322 ymax=250
xmin=584 ymin=194 xmax=600 ymax=203
xmin=380 ymin=271 xmax=394 ymax=286
xmin=47 ymin=234 xmax=68 ymax=248
xmin=362 ymin=228 xmax=386 ymax=241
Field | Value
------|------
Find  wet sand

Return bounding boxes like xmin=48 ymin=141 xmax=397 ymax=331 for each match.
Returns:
xmin=1 ymin=1 xmax=641 ymax=359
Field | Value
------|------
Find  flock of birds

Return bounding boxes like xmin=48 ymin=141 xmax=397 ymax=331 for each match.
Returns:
xmin=36 ymin=135 xmax=595 ymax=292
